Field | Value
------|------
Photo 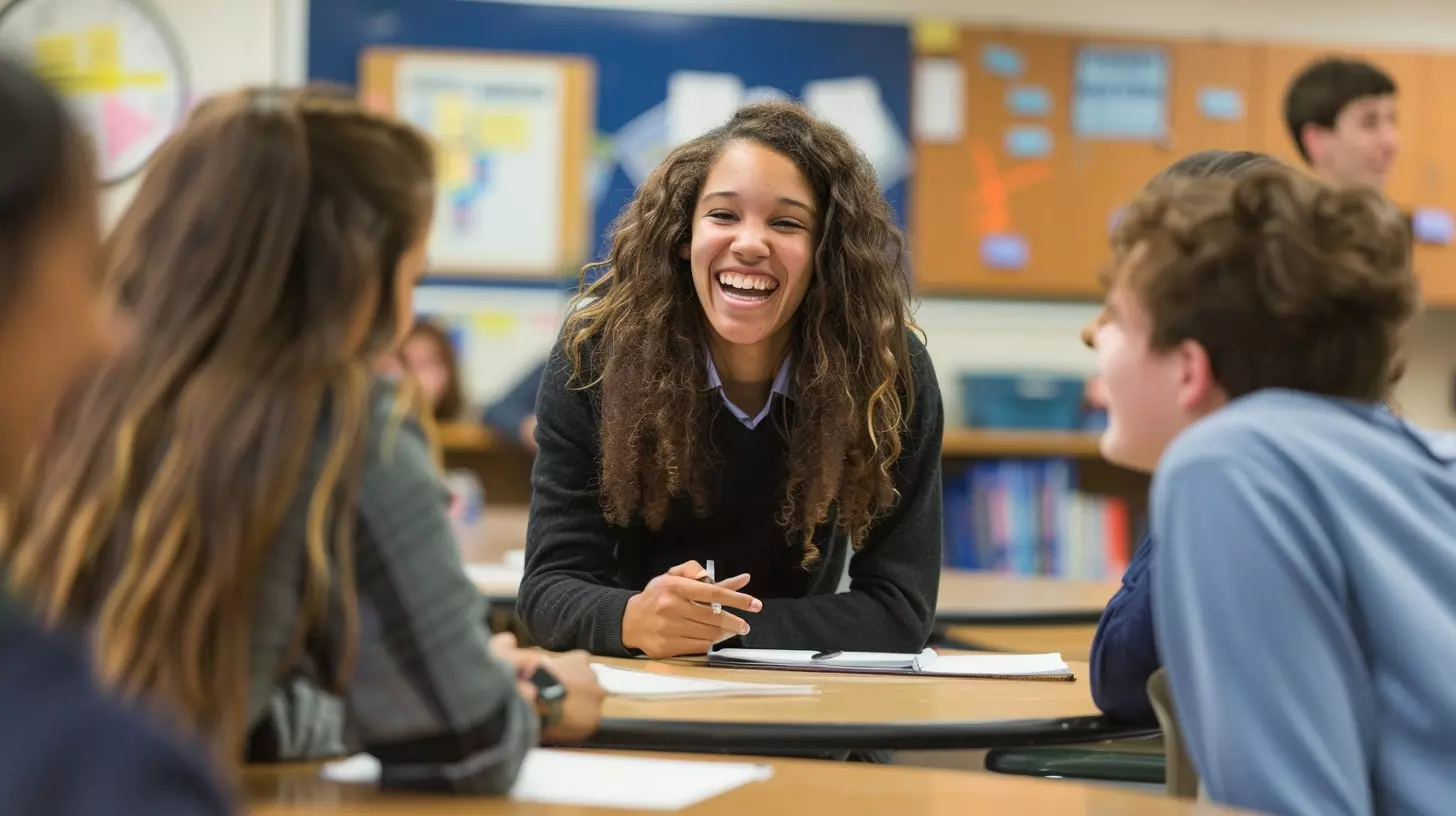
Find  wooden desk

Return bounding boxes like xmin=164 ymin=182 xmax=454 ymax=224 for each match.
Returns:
xmin=943 ymin=624 xmax=1099 ymax=662
xmin=245 ymin=751 xmax=1252 ymax=815
xmin=936 ymin=571 xmax=1119 ymax=625
xmin=589 ymin=656 xmax=1153 ymax=752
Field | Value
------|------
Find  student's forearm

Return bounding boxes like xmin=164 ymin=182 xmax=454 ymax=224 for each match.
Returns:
xmin=517 ymin=571 xmax=636 ymax=656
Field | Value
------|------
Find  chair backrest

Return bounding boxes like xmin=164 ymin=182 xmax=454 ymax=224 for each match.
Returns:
xmin=1146 ymin=668 xmax=1199 ymax=799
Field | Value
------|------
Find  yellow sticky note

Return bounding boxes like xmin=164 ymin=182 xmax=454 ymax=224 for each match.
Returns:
xmin=439 ymin=148 xmax=471 ymax=188
xmin=32 ymin=34 xmax=78 ymax=86
xmin=913 ymin=19 xmax=961 ymax=55
xmin=478 ymin=112 xmax=530 ymax=151
xmin=433 ymin=93 xmax=467 ymax=140
xmin=85 ymin=27 xmax=121 ymax=74
xmin=470 ymin=312 xmax=518 ymax=337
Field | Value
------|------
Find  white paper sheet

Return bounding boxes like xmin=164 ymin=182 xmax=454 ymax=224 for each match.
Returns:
xmin=464 ymin=563 xmax=523 ymax=593
xmin=913 ymin=58 xmax=965 ymax=143
xmin=921 ymin=652 xmax=1071 ymax=677
xmin=802 ymin=76 xmax=909 ymax=189
xmin=667 ymin=71 xmax=744 ymax=147
xmin=710 ymin=647 xmax=934 ymax=669
xmin=591 ymin=663 xmax=818 ymax=699
xmin=322 ymin=750 xmax=774 ymax=811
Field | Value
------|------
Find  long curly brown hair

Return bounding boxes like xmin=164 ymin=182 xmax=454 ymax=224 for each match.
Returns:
xmin=563 ymin=102 xmax=918 ymax=565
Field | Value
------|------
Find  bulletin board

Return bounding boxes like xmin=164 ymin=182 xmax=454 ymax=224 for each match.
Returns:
xmin=912 ymin=27 xmax=1266 ymax=299
xmin=359 ymin=48 xmax=595 ymax=278
xmin=310 ymin=0 xmax=912 ymax=261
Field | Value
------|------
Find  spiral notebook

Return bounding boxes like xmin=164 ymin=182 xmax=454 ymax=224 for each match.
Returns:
xmin=707 ymin=648 xmax=1075 ymax=681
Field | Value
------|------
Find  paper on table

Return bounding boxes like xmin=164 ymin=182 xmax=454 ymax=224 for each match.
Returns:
xmin=711 ymin=647 xmax=935 ymax=669
xmin=591 ymin=663 xmax=818 ymax=699
xmin=920 ymin=652 xmax=1071 ymax=677
xmin=464 ymin=563 xmax=522 ymax=591
xmin=322 ymin=749 xmax=775 ymax=811
xmin=913 ymin=58 xmax=965 ymax=143
xmin=667 ymin=71 xmax=744 ymax=147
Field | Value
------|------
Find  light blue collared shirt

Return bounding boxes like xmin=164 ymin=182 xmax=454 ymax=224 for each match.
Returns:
xmin=704 ymin=350 xmax=793 ymax=429
xmin=1152 ymin=389 xmax=1456 ymax=816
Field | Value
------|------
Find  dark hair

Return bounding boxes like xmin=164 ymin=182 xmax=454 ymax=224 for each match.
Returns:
xmin=0 ymin=86 xmax=436 ymax=759
xmin=562 ymin=101 xmax=917 ymax=566
xmin=406 ymin=318 xmax=464 ymax=421
xmin=1285 ymin=58 xmax=1397 ymax=163
xmin=0 ymin=54 xmax=89 ymax=307
xmin=1148 ymin=150 xmax=1281 ymax=186
xmin=1110 ymin=165 xmax=1416 ymax=402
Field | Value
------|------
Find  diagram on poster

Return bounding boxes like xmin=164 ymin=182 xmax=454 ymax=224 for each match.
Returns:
xmin=394 ymin=54 xmax=566 ymax=274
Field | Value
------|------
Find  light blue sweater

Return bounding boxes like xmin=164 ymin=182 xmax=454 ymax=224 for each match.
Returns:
xmin=1152 ymin=389 xmax=1456 ymax=816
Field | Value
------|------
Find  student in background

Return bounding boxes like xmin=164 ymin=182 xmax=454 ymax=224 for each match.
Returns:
xmin=0 ymin=55 xmax=231 ymax=815
xmin=1095 ymin=165 xmax=1454 ymax=816
xmin=483 ymin=358 xmax=547 ymax=453
xmin=519 ymin=102 xmax=943 ymax=659
xmin=0 ymin=86 xmax=604 ymax=793
xmin=1083 ymin=149 xmax=1280 ymax=724
xmin=399 ymin=318 xmax=465 ymax=421
xmin=1285 ymin=57 xmax=1399 ymax=190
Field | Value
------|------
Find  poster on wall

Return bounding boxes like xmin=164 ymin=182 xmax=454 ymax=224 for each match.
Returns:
xmin=1072 ymin=46 xmax=1168 ymax=142
xmin=0 ymin=0 xmax=190 ymax=186
xmin=393 ymin=54 xmax=567 ymax=275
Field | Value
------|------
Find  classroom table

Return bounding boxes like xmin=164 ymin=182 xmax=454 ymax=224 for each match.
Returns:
xmin=587 ymin=656 xmax=1155 ymax=753
xmin=244 ymin=750 xmax=1253 ymax=815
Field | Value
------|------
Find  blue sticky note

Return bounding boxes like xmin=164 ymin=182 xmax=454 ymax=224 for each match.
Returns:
xmin=1005 ymin=125 xmax=1053 ymax=159
xmin=982 ymin=44 xmax=1024 ymax=78
xmin=1006 ymin=85 xmax=1052 ymax=117
xmin=1413 ymin=207 xmax=1455 ymax=246
xmin=981 ymin=234 xmax=1030 ymax=270
xmin=1197 ymin=87 xmax=1244 ymax=122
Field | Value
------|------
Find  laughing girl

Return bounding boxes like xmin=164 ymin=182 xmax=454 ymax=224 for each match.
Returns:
xmin=518 ymin=102 xmax=944 ymax=658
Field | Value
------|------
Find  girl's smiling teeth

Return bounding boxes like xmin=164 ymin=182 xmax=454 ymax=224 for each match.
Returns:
xmin=716 ymin=271 xmax=779 ymax=298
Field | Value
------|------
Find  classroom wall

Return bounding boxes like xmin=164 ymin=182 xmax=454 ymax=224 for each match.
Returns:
xmin=102 ymin=0 xmax=1456 ymax=427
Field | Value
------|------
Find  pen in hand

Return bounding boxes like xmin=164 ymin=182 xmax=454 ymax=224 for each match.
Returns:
xmin=704 ymin=559 xmax=721 ymax=615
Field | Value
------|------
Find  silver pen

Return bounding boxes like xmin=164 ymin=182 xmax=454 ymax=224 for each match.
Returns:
xmin=705 ymin=559 xmax=721 ymax=614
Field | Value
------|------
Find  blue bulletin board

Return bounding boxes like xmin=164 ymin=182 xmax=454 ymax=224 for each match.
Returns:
xmin=308 ymin=0 xmax=912 ymax=262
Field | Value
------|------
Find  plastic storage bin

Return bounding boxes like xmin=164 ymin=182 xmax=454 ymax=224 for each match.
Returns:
xmin=960 ymin=373 xmax=1087 ymax=430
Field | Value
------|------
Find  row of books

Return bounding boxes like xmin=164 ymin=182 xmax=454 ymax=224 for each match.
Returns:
xmin=943 ymin=459 xmax=1134 ymax=580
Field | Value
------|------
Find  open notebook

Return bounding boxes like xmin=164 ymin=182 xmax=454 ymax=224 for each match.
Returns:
xmin=707 ymin=648 xmax=1075 ymax=681
xmin=591 ymin=663 xmax=818 ymax=699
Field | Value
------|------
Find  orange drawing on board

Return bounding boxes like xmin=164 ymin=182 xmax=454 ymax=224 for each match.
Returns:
xmin=967 ymin=142 xmax=1052 ymax=234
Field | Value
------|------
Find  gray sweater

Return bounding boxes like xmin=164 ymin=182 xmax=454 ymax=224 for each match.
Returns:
xmin=246 ymin=384 xmax=535 ymax=793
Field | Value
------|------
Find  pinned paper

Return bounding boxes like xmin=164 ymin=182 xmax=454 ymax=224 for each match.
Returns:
xmin=913 ymin=19 xmax=961 ymax=55
xmin=1413 ymin=207 xmax=1455 ymax=246
xmin=981 ymin=233 xmax=1030 ymax=270
xmin=1005 ymin=125 xmax=1053 ymax=159
xmin=803 ymin=77 xmax=909 ymax=189
xmin=1197 ymin=87 xmax=1244 ymax=122
xmin=1007 ymin=85 xmax=1052 ymax=117
xmin=439 ymin=148 xmax=472 ymax=189
xmin=743 ymin=86 xmax=791 ymax=105
xmin=432 ymin=92 xmax=468 ymax=141
xmin=1073 ymin=46 xmax=1168 ymax=141
xmin=667 ymin=71 xmax=744 ymax=147
xmin=479 ymin=112 xmax=531 ymax=151
xmin=914 ymin=58 xmax=965 ymax=143
xmin=982 ymin=44 xmax=1024 ymax=78
xmin=613 ymin=101 xmax=669 ymax=187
